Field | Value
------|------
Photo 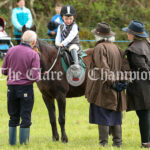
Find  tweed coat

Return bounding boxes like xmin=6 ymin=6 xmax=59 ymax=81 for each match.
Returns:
xmin=85 ymin=41 xmax=127 ymax=111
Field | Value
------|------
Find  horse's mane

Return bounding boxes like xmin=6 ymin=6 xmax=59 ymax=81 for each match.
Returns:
xmin=37 ymin=39 xmax=58 ymax=66
xmin=38 ymin=39 xmax=56 ymax=53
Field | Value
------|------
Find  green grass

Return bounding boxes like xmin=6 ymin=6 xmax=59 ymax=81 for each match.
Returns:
xmin=0 ymin=60 xmax=146 ymax=150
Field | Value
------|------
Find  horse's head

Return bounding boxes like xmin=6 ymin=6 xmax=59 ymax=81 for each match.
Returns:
xmin=22 ymin=25 xmax=36 ymax=33
xmin=22 ymin=25 xmax=39 ymax=53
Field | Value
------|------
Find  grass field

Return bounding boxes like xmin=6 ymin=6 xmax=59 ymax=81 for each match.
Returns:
xmin=0 ymin=60 xmax=146 ymax=150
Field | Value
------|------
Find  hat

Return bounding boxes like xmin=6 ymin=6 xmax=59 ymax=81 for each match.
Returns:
xmin=61 ymin=5 xmax=76 ymax=17
xmin=91 ymin=23 xmax=115 ymax=38
xmin=122 ymin=20 xmax=149 ymax=38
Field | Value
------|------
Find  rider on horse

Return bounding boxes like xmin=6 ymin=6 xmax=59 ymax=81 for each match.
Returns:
xmin=55 ymin=5 xmax=81 ymax=69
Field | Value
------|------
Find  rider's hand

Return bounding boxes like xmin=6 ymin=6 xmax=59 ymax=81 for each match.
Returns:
xmin=57 ymin=43 xmax=64 ymax=47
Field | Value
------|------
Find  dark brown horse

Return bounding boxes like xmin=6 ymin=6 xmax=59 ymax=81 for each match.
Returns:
xmin=23 ymin=25 xmax=93 ymax=143
xmin=37 ymin=39 xmax=93 ymax=142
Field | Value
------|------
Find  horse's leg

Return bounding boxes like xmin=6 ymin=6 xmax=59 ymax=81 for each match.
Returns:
xmin=56 ymin=95 xmax=68 ymax=143
xmin=42 ymin=95 xmax=59 ymax=141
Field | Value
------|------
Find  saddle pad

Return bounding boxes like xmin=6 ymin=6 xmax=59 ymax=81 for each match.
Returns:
xmin=61 ymin=51 xmax=87 ymax=72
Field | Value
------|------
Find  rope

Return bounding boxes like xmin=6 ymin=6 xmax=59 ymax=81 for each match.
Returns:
xmin=10 ymin=38 xmax=130 ymax=43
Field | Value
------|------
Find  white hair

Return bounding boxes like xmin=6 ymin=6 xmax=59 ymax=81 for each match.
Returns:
xmin=94 ymin=35 xmax=115 ymax=42
xmin=22 ymin=30 xmax=37 ymax=44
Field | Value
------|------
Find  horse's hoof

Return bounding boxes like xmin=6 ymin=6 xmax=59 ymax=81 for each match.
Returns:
xmin=61 ymin=135 xmax=68 ymax=143
xmin=52 ymin=134 xmax=59 ymax=141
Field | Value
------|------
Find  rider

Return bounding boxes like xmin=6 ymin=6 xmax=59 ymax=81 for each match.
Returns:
xmin=55 ymin=5 xmax=80 ymax=69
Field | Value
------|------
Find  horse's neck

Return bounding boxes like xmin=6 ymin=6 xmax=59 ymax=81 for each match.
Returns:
xmin=37 ymin=39 xmax=56 ymax=52
xmin=37 ymin=40 xmax=58 ymax=63
xmin=83 ymin=48 xmax=94 ymax=68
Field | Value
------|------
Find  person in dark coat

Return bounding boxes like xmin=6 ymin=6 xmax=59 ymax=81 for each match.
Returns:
xmin=122 ymin=20 xmax=150 ymax=148
xmin=85 ymin=22 xmax=127 ymax=147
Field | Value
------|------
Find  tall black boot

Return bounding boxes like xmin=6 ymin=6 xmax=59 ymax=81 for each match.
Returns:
xmin=111 ymin=125 xmax=122 ymax=147
xmin=70 ymin=49 xmax=79 ymax=68
xmin=98 ymin=125 xmax=109 ymax=146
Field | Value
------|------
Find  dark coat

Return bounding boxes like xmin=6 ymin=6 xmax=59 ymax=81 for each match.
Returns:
xmin=85 ymin=41 xmax=127 ymax=111
xmin=126 ymin=39 xmax=150 ymax=111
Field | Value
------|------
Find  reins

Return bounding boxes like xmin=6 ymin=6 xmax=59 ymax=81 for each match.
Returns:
xmin=41 ymin=47 xmax=61 ymax=75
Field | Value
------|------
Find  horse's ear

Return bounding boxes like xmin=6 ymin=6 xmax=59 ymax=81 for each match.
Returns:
xmin=22 ymin=25 xmax=26 ymax=33
xmin=30 ymin=25 xmax=36 ymax=32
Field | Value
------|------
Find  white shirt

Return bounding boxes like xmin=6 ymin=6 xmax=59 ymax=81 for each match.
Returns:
xmin=55 ymin=23 xmax=78 ymax=47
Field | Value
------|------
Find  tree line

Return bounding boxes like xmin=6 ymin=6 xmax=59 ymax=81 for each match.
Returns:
xmin=0 ymin=0 xmax=150 ymax=49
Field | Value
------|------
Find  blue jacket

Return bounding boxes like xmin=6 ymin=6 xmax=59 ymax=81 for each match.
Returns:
xmin=11 ymin=7 xmax=33 ymax=35
xmin=48 ymin=14 xmax=63 ymax=34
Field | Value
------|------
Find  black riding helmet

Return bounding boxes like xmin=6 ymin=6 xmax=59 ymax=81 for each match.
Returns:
xmin=60 ymin=5 xmax=76 ymax=17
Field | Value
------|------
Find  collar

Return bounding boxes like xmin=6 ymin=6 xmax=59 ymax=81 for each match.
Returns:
xmin=128 ymin=39 xmax=143 ymax=46
xmin=64 ymin=21 xmax=75 ymax=28
xmin=20 ymin=42 xmax=32 ymax=48
xmin=17 ymin=6 xmax=25 ymax=10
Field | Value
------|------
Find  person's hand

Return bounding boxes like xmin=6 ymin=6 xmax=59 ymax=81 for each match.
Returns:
xmin=57 ymin=43 xmax=64 ymax=47
xmin=51 ymin=31 xmax=56 ymax=35
xmin=111 ymin=81 xmax=128 ymax=92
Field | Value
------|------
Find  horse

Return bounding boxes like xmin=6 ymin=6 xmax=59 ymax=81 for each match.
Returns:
xmin=23 ymin=26 xmax=94 ymax=143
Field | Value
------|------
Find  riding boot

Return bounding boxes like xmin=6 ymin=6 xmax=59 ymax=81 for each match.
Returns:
xmin=70 ymin=49 xmax=80 ymax=69
xmin=9 ymin=127 xmax=17 ymax=145
xmin=19 ymin=128 xmax=30 ymax=144
xmin=98 ymin=125 xmax=109 ymax=146
xmin=111 ymin=125 xmax=122 ymax=147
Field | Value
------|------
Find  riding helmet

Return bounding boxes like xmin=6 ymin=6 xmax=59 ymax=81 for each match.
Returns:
xmin=60 ymin=5 xmax=76 ymax=17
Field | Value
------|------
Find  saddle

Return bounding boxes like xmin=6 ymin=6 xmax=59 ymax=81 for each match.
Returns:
xmin=61 ymin=48 xmax=73 ymax=66
xmin=60 ymin=48 xmax=87 ymax=72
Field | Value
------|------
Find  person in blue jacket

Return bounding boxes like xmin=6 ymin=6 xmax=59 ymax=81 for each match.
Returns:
xmin=11 ymin=0 xmax=33 ymax=44
xmin=47 ymin=2 xmax=63 ymax=44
